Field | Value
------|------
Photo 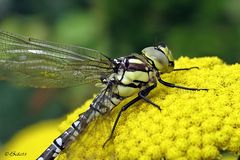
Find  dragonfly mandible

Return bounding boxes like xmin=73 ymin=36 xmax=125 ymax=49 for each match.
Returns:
xmin=0 ymin=31 xmax=207 ymax=160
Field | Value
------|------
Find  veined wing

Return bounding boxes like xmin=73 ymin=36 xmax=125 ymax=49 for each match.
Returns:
xmin=0 ymin=31 xmax=114 ymax=88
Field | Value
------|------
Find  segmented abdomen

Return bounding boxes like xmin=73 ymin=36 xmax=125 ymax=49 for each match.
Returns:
xmin=37 ymin=89 xmax=123 ymax=160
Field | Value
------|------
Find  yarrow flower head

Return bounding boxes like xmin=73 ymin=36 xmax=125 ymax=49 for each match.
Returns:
xmin=57 ymin=57 xmax=240 ymax=159
xmin=1 ymin=120 xmax=60 ymax=160
xmin=2 ymin=57 xmax=239 ymax=160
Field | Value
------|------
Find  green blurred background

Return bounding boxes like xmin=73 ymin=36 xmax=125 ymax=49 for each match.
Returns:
xmin=0 ymin=0 xmax=240 ymax=146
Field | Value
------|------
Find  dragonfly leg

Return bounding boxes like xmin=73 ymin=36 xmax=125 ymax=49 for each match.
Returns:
xmin=173 ymin=66 xmax=199 ymax=71
xmin=103 ymin=84 xmax=159 ymax=147
xmin=157 ymin=74 xmax=208 ymax=91
xmin=138 ymin=84 xmax=161 ymax=110
xmin=103 ymin=96 xmax=141 ymax=147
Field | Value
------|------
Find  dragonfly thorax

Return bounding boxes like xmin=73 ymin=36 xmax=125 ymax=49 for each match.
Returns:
xmin=106 ymin=44 xmax=175 ymax=98
xmin=108 ymin=56 xmax=154 ymax=97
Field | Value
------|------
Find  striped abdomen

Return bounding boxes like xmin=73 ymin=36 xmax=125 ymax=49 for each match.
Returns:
xmin=37 ymin=90 xmax=123 ymax=160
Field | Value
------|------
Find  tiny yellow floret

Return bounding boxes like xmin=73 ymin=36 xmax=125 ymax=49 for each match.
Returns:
xmin=58 ymin=57 xmax=240 ymax=160
xmin=1 ymin=120 xmax=60 ymax=160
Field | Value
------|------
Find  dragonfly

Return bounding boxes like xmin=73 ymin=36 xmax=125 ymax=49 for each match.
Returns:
xmin=0 ymin=30 xmax=207 ymax=160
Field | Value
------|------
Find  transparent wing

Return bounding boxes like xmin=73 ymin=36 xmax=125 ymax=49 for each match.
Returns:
xmin=0 ymin=31 xmax=114 ymax=88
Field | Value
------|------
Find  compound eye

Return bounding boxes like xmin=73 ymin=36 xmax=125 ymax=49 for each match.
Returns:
xmin=154 ymin=46 xmax=165 ymax=55
xmin=156 ymin=44 xmax=174 ymax=62
xmin=142 ymin=44 xmax=174 ymax=73
xmin=154 ymin=42 xmax=169 ymax=56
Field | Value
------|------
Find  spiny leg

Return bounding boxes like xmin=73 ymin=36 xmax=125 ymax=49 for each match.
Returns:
xmin=157 ymin=74 xmax=208 ymax=91
xmin=173 ymin=66 xmax=199 ymax=71
xmin=102 ymin=96 xmax=141 ymax=147
xmin=103 ymin=84 xmax=159 ymax=147
xmin=138 ymin=83 xmax=161 ymax=110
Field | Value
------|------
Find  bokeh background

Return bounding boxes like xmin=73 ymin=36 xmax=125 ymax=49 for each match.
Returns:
xmin=0 ymin=0 xmax=240 ymax=146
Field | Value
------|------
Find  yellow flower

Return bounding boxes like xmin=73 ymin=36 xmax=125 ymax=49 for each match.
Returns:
xmin=0 ymin=120 xmax=60 ymax=160
xmin=2 ymin=57 xmax=239 ymax=160
xmin=57 ymin=57 xmax=240 ymax=160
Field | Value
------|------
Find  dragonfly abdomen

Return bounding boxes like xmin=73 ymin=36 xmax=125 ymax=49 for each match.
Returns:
xmin=37 ymin=109 xmax=91 ymax=160
xmin=37 ymin=89 xmax=123 ymax=160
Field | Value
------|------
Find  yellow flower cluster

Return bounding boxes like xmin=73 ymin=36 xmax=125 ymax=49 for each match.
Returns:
xmin=58 ymin=57 xmax=240 ymax=160
xmin=1 ymin=57 xmax=239 ymax=160
xmin=0 ymin=120 xmax=60 ymax=160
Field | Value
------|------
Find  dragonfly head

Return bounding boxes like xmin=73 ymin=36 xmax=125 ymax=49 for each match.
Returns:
xmin=142 ymin=43 xmax=174 ymax=73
